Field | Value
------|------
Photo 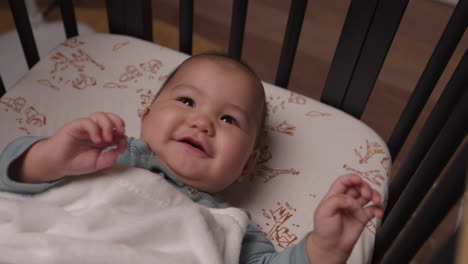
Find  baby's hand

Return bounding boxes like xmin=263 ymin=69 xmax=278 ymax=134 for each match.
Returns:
xmin=306 ymin=174 xmax=383 ymax=264
xmin=15 ymin=112 xmax=127 ymax=183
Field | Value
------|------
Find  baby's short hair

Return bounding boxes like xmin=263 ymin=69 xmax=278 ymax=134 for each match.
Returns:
xmin=152 ymin=53 xmax=267 ymax=149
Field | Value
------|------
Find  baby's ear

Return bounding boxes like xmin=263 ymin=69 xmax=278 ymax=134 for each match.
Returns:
xmin=238 ymin=149 xmax=260 ymax=182
xmin=140 ymin=107 xmax=151 ymax=123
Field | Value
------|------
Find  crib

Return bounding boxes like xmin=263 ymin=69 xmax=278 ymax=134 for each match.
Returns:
xmin=0 ymin=0 xmax=467 ymax=263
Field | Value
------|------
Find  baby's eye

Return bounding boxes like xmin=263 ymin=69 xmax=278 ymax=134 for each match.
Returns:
xmin=221 ymin=115 xmax=239 ymax=126
xmin=177 ymin=97 xmax=195 ymax=107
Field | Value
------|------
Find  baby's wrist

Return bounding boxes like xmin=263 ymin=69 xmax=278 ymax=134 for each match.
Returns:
xmin=13 ymin=139 xmax=65 ymax=183
xmin=305 ymin=233 xmax=349 ymax=264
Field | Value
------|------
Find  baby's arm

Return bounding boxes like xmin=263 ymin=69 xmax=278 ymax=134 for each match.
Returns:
xmin=10 ymin=112 xmax=127 ymax=183
xmin=305 ymin=174 xmax=383 ymax=264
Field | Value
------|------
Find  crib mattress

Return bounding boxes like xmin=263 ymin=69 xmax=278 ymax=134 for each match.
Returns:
xmin=0 ymin=33 xmax=390 ymax=264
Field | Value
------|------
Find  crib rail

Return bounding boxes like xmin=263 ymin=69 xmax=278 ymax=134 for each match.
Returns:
xmin=7 ymin=0 xmax=40 ymax=69
xmin=323 ymin=0 xmax=410 ymax=119
xmin=320 ymin=0 xmax=379 ymax=113
xmin=274 ymin=0 xmax=308 ymax=88
xmin=0 ymin=75 xmax=4 ymax=96
xmin=387 ymin=0 xmax=468 ymax=159
xmin=373 ymin=84 xmax=468 ymax=263
xmin=60 ymin=0 xmax=78 ymax=38
xmin=106 ymin=0 xmax=152 ymax=41
xmin=428 ymin=230 xmax=460 ymax=264
xmin=377 ymin=143 xmax=467 ymax=263
xmin=179 ymin=0 xmax=193 ymax=55
xmin=385 ymin=49 xmax=468 ymax=217
xmin=2 ymin=0 xmax=467 ymax=263
xmin=228 ymin=0 xmax=248 ymax=59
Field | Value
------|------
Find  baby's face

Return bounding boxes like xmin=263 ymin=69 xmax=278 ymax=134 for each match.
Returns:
xmin=140 ymin=57 xmax=264 ymax=193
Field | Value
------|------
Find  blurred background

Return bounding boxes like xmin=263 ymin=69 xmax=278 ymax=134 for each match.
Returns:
xmin=0 ymin=0 xmax=466 ymax=262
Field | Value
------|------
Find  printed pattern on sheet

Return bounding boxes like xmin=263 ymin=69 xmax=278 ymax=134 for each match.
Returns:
xmin=0 ymin=34 xmax=391 ymax=261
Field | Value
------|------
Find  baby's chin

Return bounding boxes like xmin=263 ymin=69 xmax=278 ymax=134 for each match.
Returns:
xmin=151 ymin=148 xmax=239 ymax=193
xmin=161 ymin=161 xmax=207 ymax=186
xmin=167 ymin=167 xmax=230 ymax=194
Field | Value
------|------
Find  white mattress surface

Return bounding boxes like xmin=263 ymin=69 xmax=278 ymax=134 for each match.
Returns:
xmin=0 ymin=34 xmax=391 ymax=264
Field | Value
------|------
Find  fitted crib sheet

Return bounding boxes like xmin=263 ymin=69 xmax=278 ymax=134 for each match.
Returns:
xmin=0 ymin=34 xmax=390 ymax=264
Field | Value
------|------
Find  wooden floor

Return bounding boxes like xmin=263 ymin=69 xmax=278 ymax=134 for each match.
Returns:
xmin=1 ymin=0 xmax=466 ymax=262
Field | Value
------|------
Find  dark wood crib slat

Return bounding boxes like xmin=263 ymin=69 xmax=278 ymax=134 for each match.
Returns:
xmin=379 ymin=143 xmax=467 ymax=264
xmin=321 ymin=0 xmax=379 ymax=110
xmin=385 ymin=49 xmax=468 ymax=217
xmin=387 ymin=0 xmax=468 ymax=159
xmin=106 ymin=0 xmax=153 ymax=41
xmin=179 ymin=0 xmax=193 ymax=55
xmin=2 ymin=1 xmax=466 ymax=260
xmin=8 ymin=0 xmax=40 ymax=69
xmin=274 ymin=0 xmax=308 ymax=89
xmin=229 ymin=0 xmax=248 ymax=59
xmin=372 ymin=88 xmax=468 ymax=263
xmin=59 ymin=0 xmax=78 ymax=38
xmin=0 ymin=75 xmax=5 ymax=98
xmin=426 ymin=230 xmax=460 ymax=264
xmin=340 ymin=0 xmax=409 ymax=119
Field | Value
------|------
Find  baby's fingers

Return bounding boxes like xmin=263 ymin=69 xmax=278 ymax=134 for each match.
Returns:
xmin=325 ymin=174 xmax=364 ymax=199
xmin=93 ymin=135 xmax=127 ymax=170
xmin=318 ymin=194 xmax=375 ymax=225
xmin=104 ymin=112 xmax=126 ymax=135
xmin=365 ymin=205 xmax=384 ymax=219
xmin=72 ymin=118 xmax=103 ymax=144
xmin=89 ymin=112 xmax=124 ymax=143
xmin=95 ymin=146 xmax=121 ymax=170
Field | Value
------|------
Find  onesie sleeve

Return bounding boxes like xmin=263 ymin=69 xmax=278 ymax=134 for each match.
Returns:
xmin=240 ymin=222 xmax=311 ymax=264
xmin=0 ymin=136 xmax=65 ymax=194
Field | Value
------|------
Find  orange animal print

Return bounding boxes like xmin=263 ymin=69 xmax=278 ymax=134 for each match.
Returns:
xmin=112 ymin=41 xmax=130 ymax=51
xmin=50 ymin=52 xmax=84 ymax=74
xmin=257 ymin=145 xmax=273 ymax=164
xmin=37 ymin=79 xmax=60 ymax=91
xmin=288 ymin=92 xmax=307 ymax=104
xmin=305 ymin=110 xmax=331 ymax=117
xmin=140 ymin=59 xmax=162 ymax=74
xmin=366 ymin=219 xmax=377 ymax=234
xmin=0 ymin=97 xmax=26 ymax=113
xmin=25 ymin=107 xmax=46 ymax=127
xmin=119 ymin=59 xmax=164 ymax=83
xmin=354 ymin=139 xmax=386 ymax=164
xmin=103 ymin=82 xmax=128 ymax=89
xmin=262 ymin=202 xmax=299 ymax=248
xmin=270 ymin=120 xmax=296 ymax=136
xmin=72 ymin=74 xmax=97 ymax=90
xmin=120 ymin=65 xmax=144 ymax=83
xmin=19 ymin=127 xmax=30 ymax=135
xmin=266 ymin=95 xmax=286 ymax=114
xmin=136 ymin=89 xmax=156 ymax=117
xmin=158 ymin=74 xmax=169 ymax=81
xmin=256 ymin=165 xmax=300 ymax=183
xmin=61 ymin=37 xmax=85 ymax=48
xmin=381 ymin=157 xmax=391 ymax=177
xmin=343 ymin=164 xmax=385 ymax=187
xmin=71 ymin=49 xmax=105 ymax=71
xmin=51 ymin=75 xmax=64 ymax=83
xmin=254 ymin=145 xmax=300 ymax=182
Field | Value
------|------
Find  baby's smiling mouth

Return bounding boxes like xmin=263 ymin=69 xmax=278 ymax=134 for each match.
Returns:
xmin=177 ymin=137 xmax=211 ymax=157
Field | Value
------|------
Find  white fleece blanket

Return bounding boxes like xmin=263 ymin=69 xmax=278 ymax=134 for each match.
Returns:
xmin=0 ymin=166 xmax=249 ymax=264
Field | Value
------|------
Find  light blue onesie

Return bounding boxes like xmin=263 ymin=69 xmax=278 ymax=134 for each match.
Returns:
xmin=0 ymin=136 xmax=311 ymax=264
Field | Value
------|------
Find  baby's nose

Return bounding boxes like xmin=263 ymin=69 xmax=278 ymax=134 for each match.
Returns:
xmin=189 ymin=113 xmax=215 ymax=136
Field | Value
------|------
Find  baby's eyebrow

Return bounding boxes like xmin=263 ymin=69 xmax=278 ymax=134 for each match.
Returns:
xmin=170 ymin=84 xmax=204 ymax=96
xmin=228 ymin=104 xmax=249 ymax=121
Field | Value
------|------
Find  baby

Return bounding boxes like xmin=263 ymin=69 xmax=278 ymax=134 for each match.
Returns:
xmin=0 ymin=53 xmax=383 ymax=264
